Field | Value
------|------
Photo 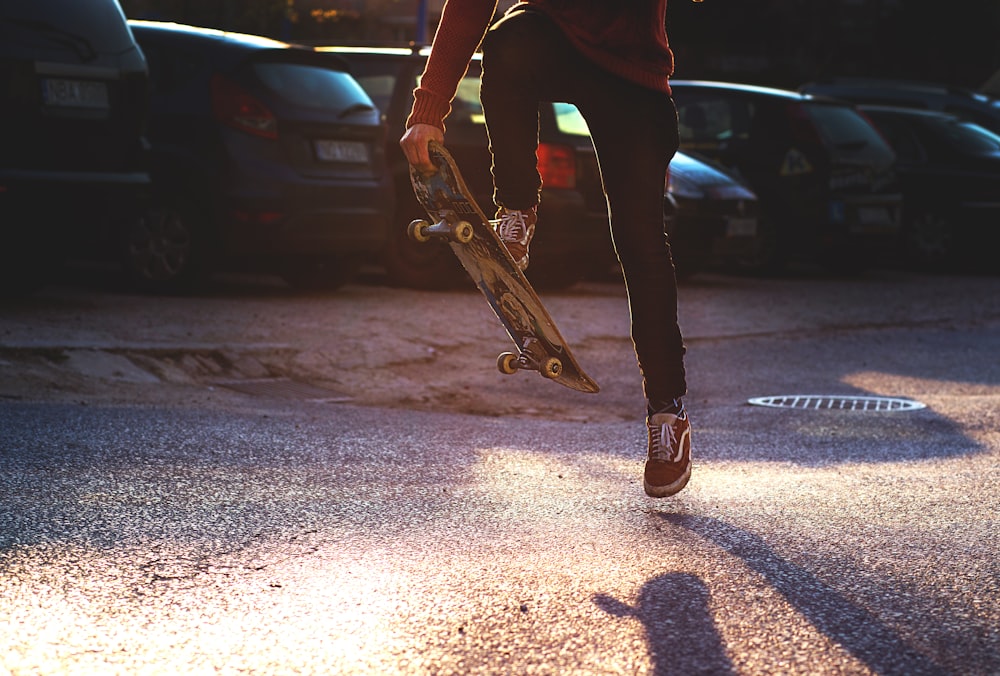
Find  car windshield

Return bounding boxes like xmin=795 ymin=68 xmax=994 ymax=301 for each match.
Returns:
xmin=553 ymin=103 xmax=591 ymax=137
xmin=925 ymin=117 xmax=1000 ymax=153
xmin=254 ymin=61 xmax=374 ymax=114
xmin=0 ymin=0 xmax=135 ymax=56
xmin=805 ymin=103 xmax=895 ymax=161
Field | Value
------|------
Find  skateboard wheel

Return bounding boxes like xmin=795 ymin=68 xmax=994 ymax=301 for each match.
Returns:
xmin=497 ymin=352 xmax=519 ymax=375
xmin=540 ymin=357 xmax=563 ymax=380
xmin=408 ymin=219 xmax=431 ymax=243
xmin=454 ymin=221 xmax=474 ymax=244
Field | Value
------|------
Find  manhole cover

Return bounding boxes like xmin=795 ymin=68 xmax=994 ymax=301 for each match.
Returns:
xmin=747 ymin=395 xmax=926 ymax=412
xmin=215 ymin=378 xmax=352 ymax=402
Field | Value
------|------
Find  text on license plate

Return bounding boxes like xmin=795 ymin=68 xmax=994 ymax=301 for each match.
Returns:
xmin=314 ymin=140 xmax=369 ymax=163
xmin=42 ymin=78 xmax=109 ymax=109
xmin=857 ymin=206 xmax=894 ymax=226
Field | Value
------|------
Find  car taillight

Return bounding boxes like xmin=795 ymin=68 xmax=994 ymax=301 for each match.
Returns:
xmin=210 ymin=75 xmax=278 ymax=140
xmin=537 ymin=142 xmax=576 ymax=189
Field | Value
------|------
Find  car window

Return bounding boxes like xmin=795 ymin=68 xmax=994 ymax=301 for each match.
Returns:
xmin=335 ymin=57 xmax=403 ymax=115
xmin=804 ymin=103 xmax=895 ymax=161
xmin=553 ymin=103 xmax=590 ymax=136
xmin=350 ymin=74 xmax=395 ymax=113
xmin=254 ymin=62 xmax=374 ymax=112
xmin=677 ymin=96 xmax=752 ymax=148
xmin=927 ymin=117 xmax=1000 ymax=154
xmin=0 ymin=0 xmax=136 ymax=55
xmin=865 ymin=115 xmax=925 ymax=164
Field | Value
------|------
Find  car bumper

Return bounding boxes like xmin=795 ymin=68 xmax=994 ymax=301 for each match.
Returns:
xmin=532 ymin=187 xmax=612 ymax=263
xmin=218 ymin=178 xmax=393 ymax=257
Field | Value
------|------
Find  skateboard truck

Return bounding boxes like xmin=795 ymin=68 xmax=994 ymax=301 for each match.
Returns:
xmin=496 ymin=339 xmax=563 ymax=380
xmin=408 ymin=217 xmax=474 ymax=244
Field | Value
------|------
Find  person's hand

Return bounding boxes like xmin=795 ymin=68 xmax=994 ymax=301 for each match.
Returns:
xmin=400 ymin=123 xmax=445 ymax=174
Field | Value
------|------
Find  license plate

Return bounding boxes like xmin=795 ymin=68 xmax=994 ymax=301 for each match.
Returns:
xmin=314 ymin=140 xmax=369 ymax=163
xmin=725 ymin=216 xmax=757 ymax=237
xmin=41 ymin=78 xmax=109 ymax=110
xmin=858 ymin=206 xmax=894 ymax=226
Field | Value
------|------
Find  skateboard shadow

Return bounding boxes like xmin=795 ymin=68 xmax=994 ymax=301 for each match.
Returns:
xmin=659 ymin=514 xmax=945 ymax=675
xmin=593 ymin=572 xmax=736 ymax=675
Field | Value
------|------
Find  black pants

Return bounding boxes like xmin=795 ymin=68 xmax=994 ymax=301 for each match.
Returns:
xmin=480 ymin=10 xmax=687 ymax=406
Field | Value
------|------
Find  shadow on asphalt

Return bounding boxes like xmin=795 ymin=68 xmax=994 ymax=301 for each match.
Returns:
xmin=659 ymin=514 xmax=946 ymax=675
xmin=594 ymin=572 xmax=737 ymax=675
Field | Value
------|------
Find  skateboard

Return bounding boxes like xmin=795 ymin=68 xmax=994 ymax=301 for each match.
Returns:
xmin=408 ymin=141 xmax=599 ymax=394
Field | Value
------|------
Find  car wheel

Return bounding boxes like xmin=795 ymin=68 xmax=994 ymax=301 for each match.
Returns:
xmin=0 ymin=238 xmax=55 ymax=297
xmin=124 ymin=200 xmax=211 ymax=294
xmin=382 ymin=215 xmax=466 ymax=290
xmin=733 ymin=218 xmax=785 ymax=275
xmin=905 ymin=210 xmax=955 ymax=270
xmin=280 ymin=256 xmax=360 ymax=292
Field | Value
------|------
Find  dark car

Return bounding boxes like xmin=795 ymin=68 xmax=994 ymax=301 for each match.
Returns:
xmin=322 ymin=45 xmax=761 ymax=287
xmin=664 ymin=151 xmax=759 ymax=279
xmin=126 ymin=21 xmax=392 ymax=292
xmin=0 ymin=0 xmax=150 ymax=294
xmin=801 ymin=78 xmax=1000 ymax=137
xmin=857 ymin=105 xmax=1000 ymax=270
xmin=670 ymin=80 xmax=903 ymax=273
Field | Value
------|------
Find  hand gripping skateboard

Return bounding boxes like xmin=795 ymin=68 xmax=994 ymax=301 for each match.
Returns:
xmin=409 ymin=141 xmax=599 ymax=394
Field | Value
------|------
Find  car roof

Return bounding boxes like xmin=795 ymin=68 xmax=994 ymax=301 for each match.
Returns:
xmin=669 ymin=80 xmax=820 ymax=102
xmin=318 ymin=44 xmax=482 ymax=62
xmin=128 ymin=20 xmax=350 ymax=70
xmin=128 ymin=20 xmax=294 ymax=51
xmin=858 ymin=104 xmax=959 ymax=120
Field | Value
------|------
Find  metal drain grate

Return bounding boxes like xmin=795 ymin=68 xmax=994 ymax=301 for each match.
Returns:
xmin=748 ymin=395 xmax=926 ymax=412
xmin=215 ymin=378 xmax=352 ymax=402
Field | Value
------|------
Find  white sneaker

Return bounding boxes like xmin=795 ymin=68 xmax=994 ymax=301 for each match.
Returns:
xmin=494 ymin=206 xmax=537 ymax=272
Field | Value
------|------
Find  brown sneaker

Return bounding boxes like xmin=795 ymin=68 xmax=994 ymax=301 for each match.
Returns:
xmin=494 ymin=206 xmax=537 ymax=271
xmin=644 ymin=410 xmax=692 ymax=497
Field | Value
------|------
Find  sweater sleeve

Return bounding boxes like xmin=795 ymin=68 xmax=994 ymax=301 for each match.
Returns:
xmin=405 ymin=0 xmax=500 ymax=131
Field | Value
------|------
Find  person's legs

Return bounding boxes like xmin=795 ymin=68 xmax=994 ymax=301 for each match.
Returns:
xmin=481 ymin=9 xmax=690 ymax=495
xmin=482 ymin=9 xmax=686 ymax=405
xmin=577 ymin=88 xmax=687 ymax=408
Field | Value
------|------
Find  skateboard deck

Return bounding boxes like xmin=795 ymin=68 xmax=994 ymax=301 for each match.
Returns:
xmin=409 ymin=141 xmax=599 ymax=394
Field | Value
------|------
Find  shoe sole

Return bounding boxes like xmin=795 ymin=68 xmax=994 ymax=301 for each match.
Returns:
xmin=643 ymin=464 xmax=691 ymax=498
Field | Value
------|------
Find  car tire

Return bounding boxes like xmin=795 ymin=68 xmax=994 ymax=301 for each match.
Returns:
xmin=733 ymin=217 xmax=785 ymax=276
xmin=280 ymin=256 xmax=360 ymax=292
xmin=905 ymin=209 xmax=956 ymax=271
xmin=123 ymin=198 xmax=213 ymax=295
xmin=382 ymin=211 xmax=466 ymax=290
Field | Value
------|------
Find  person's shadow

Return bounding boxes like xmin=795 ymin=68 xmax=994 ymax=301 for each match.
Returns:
xmin=594 ymin=573 xmax=736 ymax=675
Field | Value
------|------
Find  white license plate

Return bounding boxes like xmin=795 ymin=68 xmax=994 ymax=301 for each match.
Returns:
xmin=314 ymin=140 xmax=369 ymax=163
xmin=725 ymin=216 xmax=758 ymax=237
xmin=41 ymin=78 xmax=109 ymax=109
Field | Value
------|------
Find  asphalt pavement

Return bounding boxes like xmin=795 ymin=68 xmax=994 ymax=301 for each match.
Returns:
xmin=1 ymin=268 xmax=998 ymax=674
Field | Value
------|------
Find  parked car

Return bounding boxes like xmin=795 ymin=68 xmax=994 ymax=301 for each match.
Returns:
xmin=0 ymin=0 xmax=150 ymax=294
xmin=126 ymin=21 xmax=393 ymax=293
xmin=857 ymin=105 xmax=1000 ymax=270
xmin=322 ymin=45 xmax=761 ymax=287
xmin=664 ymin=151 xmax=760 ymax=279
xmin=801 ymin=78 xmax=1000 ymax=137
xmin=669 ymin=80 xmax=904 ymax=273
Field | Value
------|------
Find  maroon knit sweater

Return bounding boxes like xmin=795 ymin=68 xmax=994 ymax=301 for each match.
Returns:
xmin=406 ymin=0 xmax=674 ymax=131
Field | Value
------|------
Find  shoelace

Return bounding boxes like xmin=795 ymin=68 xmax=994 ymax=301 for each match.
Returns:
xmin=496 ymin=211 xmax=529 ymax=244
xmin=649 ymin=420 xmax=680 ymax=462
